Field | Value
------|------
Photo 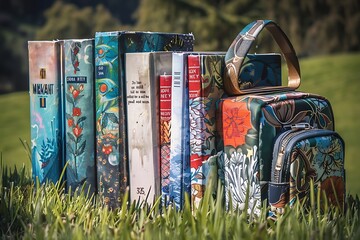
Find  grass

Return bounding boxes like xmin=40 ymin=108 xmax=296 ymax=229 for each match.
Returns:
xmin=1 ymin=164 xmax=360 ymax=239
xmin=0 ymin=91 xmax=30 ymax=169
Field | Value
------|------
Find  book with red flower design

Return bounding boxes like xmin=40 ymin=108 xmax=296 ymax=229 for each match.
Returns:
xmin=28 ymin=41 xmax=62 ymax=183
xmin=63 ymin=39 xmax=96 ymax=195
xmin=188 ymin=53 xmax=225 ymax=209
xmin=125 ymin=52 xmax=172 ymax=204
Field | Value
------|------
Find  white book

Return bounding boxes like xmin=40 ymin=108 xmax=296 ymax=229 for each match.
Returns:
xmin=126 ymin=52 xmax=172 ymax=204
xmin=169 ymin=52 xmax=191 ymax=209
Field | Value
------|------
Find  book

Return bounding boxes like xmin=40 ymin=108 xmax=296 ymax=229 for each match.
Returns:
xmin=169 ymin=52 xmax=191 ymax=210
xmin=125 ymin=52 xmax=172 ymax=204
xmin=188 ymin=53 xmax=225 ymax=209
xmin=28 ymin=41 xmax=62 ymax=184
xmin=62 ymin=39 xmax=96 ymax=194
xmin=95 ymin=31 xmax=194 ymax=208
xmin=159 ymin=74 xmax=172 ymax=205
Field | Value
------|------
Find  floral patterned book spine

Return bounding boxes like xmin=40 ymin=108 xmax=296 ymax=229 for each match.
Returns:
xmin=63 ymin=39 xmax=96 ymax=194
xmin=188 ymin=54 xmax=225 ymax=209
xmin=126 ymin=52 xmax=172 ymax=204
xmin=95 ymin=31 xmax=126 ymax=208
xmin=28 ymin=41 xmax=62 ymax=184
xmin=169 ymin=52 xmax=191 ymax=210
xmin=159 ymin=74 xmax=172 ymax=205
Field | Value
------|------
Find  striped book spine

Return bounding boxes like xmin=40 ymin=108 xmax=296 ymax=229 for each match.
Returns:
xmin=159 ymin=74 xmax=172 ymax=205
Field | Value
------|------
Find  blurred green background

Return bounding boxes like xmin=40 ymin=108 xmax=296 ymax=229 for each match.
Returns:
xmin=1 ymin=0 xmax=360 ymax=194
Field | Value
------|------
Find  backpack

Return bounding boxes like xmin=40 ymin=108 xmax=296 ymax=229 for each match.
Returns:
xmin=217 ymin=20 xmax=345 ymax=215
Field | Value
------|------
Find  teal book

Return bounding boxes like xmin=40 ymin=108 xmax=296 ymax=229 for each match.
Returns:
xmin=28 ymin=41 xmax=62 ymax=184
xmin=63 ymin=39 xmax=96 ymax=194
xmin=95 ymin=31 xmax=194 ymax=208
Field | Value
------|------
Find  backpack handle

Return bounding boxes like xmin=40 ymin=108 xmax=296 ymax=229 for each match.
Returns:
xmin=224 ymin=20 xmax=301 ymax=95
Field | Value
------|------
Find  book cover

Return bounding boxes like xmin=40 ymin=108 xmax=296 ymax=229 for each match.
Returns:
xmin=95 ymin=31 xmax=194 ymax=208
xmin=159 ymin=74 xmax=172 ymax=205
xmin=28 ymin=41 xmax=62 ymax=184
xmin=169 ymin=52 xmax=191 ymax=210
xmin=125 ymin=52 xmax=172 ymax=204
xmin=63 ymin=39 xmax=96 ymax=194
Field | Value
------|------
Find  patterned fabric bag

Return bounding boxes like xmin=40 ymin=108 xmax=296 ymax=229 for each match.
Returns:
xmin=217 ymin=20 xmax=345 ymax=215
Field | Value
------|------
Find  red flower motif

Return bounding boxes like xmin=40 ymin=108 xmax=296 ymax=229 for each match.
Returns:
xmin=67 ymin=118 xmax=74 ymax=127
xmin=79 ymin=84 xmax=84 ymax=92
xmin=73 ymin=124 xmax=82 ymax=137
xmin=222 ymin=101 xmax=252 ymax=147
xmin=72 ymin=89 xmax=80 ymax=99
xmin=69 ymin=85 xmax=74 ymax=93
xmin=102 ymin=145 xmax=113 ymax=155
xmin=73 ymin=107 xmax=81 ymax=116
xmin=191 ymin=154 xmax=210 ymax=170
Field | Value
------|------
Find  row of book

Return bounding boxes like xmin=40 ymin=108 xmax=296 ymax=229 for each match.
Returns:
xmin=28 ymin=31 xmax=282 ymax=209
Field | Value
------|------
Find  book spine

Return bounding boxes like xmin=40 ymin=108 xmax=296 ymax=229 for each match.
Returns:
xmin=190 ymin=55 xmax=225 ymax=208
xmin=28 ymin=41 xmax=62 ymax=184
xmin=126 ymin=53 xmax=156 ymax=204
xmin=188 ymin=54 xmax=207 ymax=209
xmin=169 ymin=53 xmax=190 ymax=210
xmin=95 ymin=33 xmax=127 ymax=208
xmin=63 ymin=39 xmax=96 ymax=194
xmin=159 ymin=74 xmax=172 ymax=205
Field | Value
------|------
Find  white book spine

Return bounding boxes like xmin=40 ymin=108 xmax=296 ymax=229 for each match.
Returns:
xmin=169 ymin=53 xmax=190 ymax=209
xmin=126 ymin=52 xmax=172 ymax=205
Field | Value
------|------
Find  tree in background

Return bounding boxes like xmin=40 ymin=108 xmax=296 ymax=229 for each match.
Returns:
xmin=134 ymin=0 xmax=261 ymax=51
xmin=260 ymin=0 xmax=360 ymax=56
xmin=36 ymin=2 xmax=122 ymax=40
xmin=134 ymin=0 xmax=360 ymax=55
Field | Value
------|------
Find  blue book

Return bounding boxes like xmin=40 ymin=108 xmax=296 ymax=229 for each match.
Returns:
xmin=28 ymin=41 xmax=62 ymax=184
xmin=63 ymin=39 xmax=96 ymax=194
xmin=95 ymin=32 xmax=194 ymax=208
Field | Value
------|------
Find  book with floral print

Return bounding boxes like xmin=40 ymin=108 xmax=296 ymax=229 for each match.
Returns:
xmin=63 ymin=39 xmax=96 ymax=195
xmin=188 ymin=53 xmax=225 ymax=209
xmin=28 ymin=41 xmax=62 ymax=184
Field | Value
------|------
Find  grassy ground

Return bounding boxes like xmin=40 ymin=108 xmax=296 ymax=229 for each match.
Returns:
xmin=0 ymin=53 xmax=360 ymax=195
xmin=0 ymin=92 xmax=30 ymax=168
xmin=1 ymin=166 xmax=360 ymax=239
